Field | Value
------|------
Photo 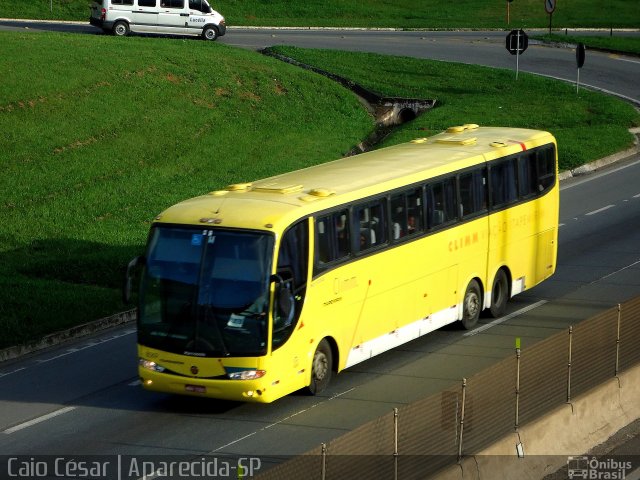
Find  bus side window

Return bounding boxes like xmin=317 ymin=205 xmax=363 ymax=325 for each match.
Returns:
xmin=354 ymin=201 xmax=386 ymax=252
xmin=490 ymin=159 xmax=518 ymax=209
xmin=537 ymin=146 xmax=556 ymax=193
xmin=406 ymin=188 xmax=424 ymax=235
xmin=392 ymin=188 xmax=424 ymax=240
xmin=315 ymin=209 xmax=351 ymax=268
xmin=459 ymin=167 xmax=487 ymax=218
xmin=391 ymin=194 xmax=406 ymax=239
xmin=429 ymin=177 xmax=456 ymax=227
xmin=518 ymin=153 xmax=538 ymax=198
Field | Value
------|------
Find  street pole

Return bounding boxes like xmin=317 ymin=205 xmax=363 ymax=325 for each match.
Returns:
xmin=516 ymin=30 xmax=520 ymax=80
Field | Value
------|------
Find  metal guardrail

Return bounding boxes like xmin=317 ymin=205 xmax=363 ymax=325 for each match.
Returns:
xmin=256 ymin=296 xmax=640 ymax=480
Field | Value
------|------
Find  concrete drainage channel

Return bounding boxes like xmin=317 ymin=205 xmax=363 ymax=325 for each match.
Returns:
xmin=262 ymin=50 xmax=436 ymax=153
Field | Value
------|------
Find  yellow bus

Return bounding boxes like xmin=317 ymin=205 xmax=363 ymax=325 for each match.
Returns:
xmin=126 ymin=124 xmax=559 ymax=403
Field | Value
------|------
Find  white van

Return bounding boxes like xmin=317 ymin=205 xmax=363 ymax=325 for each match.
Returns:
xmin=90 ymin=0 xmax=226 ymax=41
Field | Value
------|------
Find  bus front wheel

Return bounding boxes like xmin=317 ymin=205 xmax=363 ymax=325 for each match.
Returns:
xmin=489 ymin=269 xmax=509 ymax=318
xmin=461 ymin=280 xmax=482 ymax=330
xmin=307 ymin=339 xmax=332 ymax=395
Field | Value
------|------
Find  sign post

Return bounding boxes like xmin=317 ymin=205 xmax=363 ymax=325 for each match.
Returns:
xmin=576 ymin=42 xmax=586 ymax=93
xmin=505 ymin=29 xmax=529 ymax=80
xmin=507 ymin=0 xmax=514 ymax=25
xmin=545 ymin=0 xmax=556 ymax=34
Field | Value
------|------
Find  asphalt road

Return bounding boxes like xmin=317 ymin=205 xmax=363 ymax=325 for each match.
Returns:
xmin=1 ymin=20 xmax=639 ymax=472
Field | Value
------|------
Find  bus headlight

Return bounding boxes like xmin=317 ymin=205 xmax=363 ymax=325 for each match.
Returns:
xmin=139 ymin=359 xmax=166 ymax=373
xmin=228 ymin=370 xmax=266 ymax=380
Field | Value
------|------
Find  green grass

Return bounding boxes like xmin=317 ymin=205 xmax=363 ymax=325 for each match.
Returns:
xmin=535 ymin=34 xmax=640 ymax=56
xmin=1 ymin=0 xmax=639 ymax=29
xmin=0 ymin=31 xmax=373 ymax=348
xmin=267 ymin=46 xmax=639 ymax=170
xmin=1 ymin=31 xmax=639 ymax=350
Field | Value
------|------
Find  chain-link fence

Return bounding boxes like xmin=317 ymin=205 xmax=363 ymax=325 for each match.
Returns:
xmin=256 ymin=297 xmax=640 ymax=480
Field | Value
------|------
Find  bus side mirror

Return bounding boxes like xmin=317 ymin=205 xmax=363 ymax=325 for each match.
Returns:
xmin=123 ymin=256 xmax=145 ymax=305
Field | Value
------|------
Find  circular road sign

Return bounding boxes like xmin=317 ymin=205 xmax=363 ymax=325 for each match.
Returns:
xmin=544 ymin=0 xmax=556 ymax=14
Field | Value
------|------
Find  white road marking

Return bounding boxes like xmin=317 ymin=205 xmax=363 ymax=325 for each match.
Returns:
xmin=589 ymin=259 xmax=640 ymax=285
xmin=209 ymin=387 xmax=355 ymax=453
xmin=612 ymin=56 xmax=640 ymax=65
xmin=463 ymin=300 xmax=548 ymax=337
xmin=585 ymin=204 xmax=615 ymax=216
xmin=36 ymin=330 xmax=135 ymax=364
xmin=0 ymin=367 xmax=26 ymax=378
xmin=3 ymin=406 xmax=76 ymax=434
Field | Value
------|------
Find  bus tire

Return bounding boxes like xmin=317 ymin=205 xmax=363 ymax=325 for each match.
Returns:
xmin=112 ymin=21 xmax=129 ymax=37
xmin=461 ymin=279 xmax=482 ymax=330
xmin=489 ymin=269 xmax=509 ymax=318
xmin=202 ymin=26 xmax=219 ymax=41
xmin=307 ymin=339 xmax=332 ymax=395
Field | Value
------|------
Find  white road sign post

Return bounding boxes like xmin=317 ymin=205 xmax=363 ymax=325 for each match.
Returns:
xmin=506 ymin=29 xmax=529 ymax=80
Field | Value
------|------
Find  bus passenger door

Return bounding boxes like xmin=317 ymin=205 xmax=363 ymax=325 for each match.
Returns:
xmin=269 ymin=219 xmax=310 ymax=394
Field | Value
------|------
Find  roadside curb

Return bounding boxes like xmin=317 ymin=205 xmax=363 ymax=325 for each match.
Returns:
xmin=0 ymin=309 xmax=136 ymax=363
xmin=558 ymin=143 xmax=639 ymax=180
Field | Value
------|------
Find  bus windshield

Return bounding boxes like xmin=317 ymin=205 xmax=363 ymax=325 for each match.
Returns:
xmin=138 ymin=226 xmax=274 ymax=357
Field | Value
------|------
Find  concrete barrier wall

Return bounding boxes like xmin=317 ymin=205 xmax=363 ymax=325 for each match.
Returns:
xmin=437 ymin=362 xmax=640 ymax=479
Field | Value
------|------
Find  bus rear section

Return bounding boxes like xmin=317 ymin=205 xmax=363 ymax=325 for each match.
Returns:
xmin=90 ymin=0 xmax=226 ymax=40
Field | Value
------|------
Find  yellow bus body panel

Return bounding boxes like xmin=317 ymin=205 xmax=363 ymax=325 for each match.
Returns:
xmin=138 ymin=126 xmax=559 ymax=402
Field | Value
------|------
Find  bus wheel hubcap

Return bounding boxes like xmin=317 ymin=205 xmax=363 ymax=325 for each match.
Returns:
xmin=466 ymin=293 xmax=479 ymax=317
xmin=314 ymin=353 xmax=328 ymax=380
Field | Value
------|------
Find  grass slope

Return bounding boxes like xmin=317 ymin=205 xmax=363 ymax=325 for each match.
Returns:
xmin=0 ymin=32 xmax=373 ymax=348
xmin=266 ymin=46 xmax=639 ymax=170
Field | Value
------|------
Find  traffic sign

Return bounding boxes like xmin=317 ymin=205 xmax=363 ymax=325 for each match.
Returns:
xmin=576 ymin=43 xmax=586 ymax=68
xmin=576 ymin=43 xmax=586 ymax=93
xmin=544 ymin=0 xmax=556 ymax=14
xmin=506 ymin=29 xmax=528 ymax=55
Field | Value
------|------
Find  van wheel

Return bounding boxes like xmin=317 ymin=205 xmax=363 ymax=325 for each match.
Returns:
xmin=113 ymin=21 xmax=129 ymax=37
xmin=489 ymin=269 xmax=509 ymax=318
xmin=202 ymin=26 xmax=219 ymax=41
xmin=306 ymin=339 xmax=332 ymax=395
xmin=460 ymin=280 xmax=482 ymax=330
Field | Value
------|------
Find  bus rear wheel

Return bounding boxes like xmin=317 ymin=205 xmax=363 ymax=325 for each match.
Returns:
xmin=489 ymin=269 xmax=509 ymax=318
xmin=460 ymin=279 xmax=482 ymax=330
xmin=307 ymin=339 xmax=332 ymax=395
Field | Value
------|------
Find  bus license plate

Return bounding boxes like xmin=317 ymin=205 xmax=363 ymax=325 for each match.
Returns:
xmin=185 ymin=385 xmax=206 ymax=394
